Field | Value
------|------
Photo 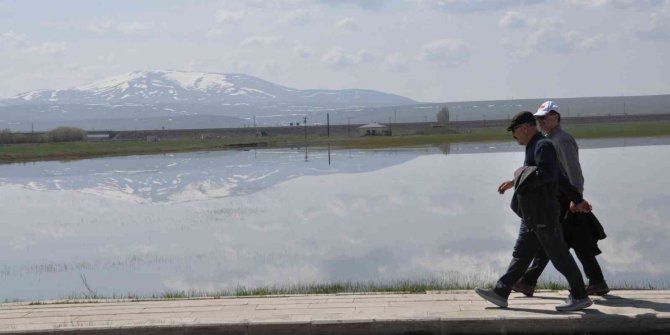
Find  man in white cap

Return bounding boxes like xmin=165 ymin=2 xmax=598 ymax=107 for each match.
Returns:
xmin=475 ymin=111 xmax=592 ymax=312
xmin=512 ymin=101 xmax=610 ymax=297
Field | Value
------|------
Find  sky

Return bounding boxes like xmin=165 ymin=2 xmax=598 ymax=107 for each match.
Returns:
xmin=0 ymin=0 xmax=669 ymax=103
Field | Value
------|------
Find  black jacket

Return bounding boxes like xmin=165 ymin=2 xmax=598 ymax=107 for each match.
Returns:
xmin=563 ymin=211 xmax=607 ymax=255
xmin=511 ymin=133 xmax=562 ymax=229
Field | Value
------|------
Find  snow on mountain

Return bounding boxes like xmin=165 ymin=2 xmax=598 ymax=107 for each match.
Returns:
xmin=4 ymin=70 xmax=412 ymax=106
xmin=0 ymin=70 xmax=418 ymax=131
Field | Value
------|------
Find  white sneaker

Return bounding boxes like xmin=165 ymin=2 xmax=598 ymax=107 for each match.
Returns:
xmin=555 ymin=294 xmax=592 ymax=311
xmin=475 ymin=287 xmax=508 ymax=308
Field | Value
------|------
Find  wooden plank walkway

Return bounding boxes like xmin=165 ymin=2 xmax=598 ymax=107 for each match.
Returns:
xmin=1 ymin=290 xmax=668 ymax=334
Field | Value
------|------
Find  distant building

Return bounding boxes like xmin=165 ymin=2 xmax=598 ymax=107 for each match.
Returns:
xmin=359 ymin=123 xmax=391 ymax=136
xmin=437 ymin=106 xmax=450 ymax=125
xmin=85 ymin=133 xmax=111 ymax=141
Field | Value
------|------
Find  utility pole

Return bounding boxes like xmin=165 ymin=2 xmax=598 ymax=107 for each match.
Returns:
xmin=253 ymin=115 xmax=256 ymax=128
xmin=303 ymin=116 xmax=307 ymax=140
xmin=326 ymin=113 xmax=330 ymax=137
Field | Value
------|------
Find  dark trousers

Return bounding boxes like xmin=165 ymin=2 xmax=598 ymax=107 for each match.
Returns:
xmin=519 ymin=247 xmax=605 ymax=286
xmin=520 ymin=205 xmax=606 ymax=287
xmin=493 ymin=222 xmax=588 ymax=299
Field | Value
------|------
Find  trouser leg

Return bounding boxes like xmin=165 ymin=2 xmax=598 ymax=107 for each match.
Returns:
xmin=520 ymin=249 xmax=549 ymax=286
xmin=574 ymin=248 xmax=606 ymax=285
xmin=535 ymin=225 xmax=588 ymax=299
xmin=493 ymin=225 xmax=540 ymax=298
xmin=521 ymin=200 xmax=571 ymax=287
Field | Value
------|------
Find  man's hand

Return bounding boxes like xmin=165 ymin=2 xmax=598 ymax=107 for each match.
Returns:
xmin=498 ymin=180 xmax=514 ymax=194
xmin=570 ymin=200 xmax=592 ymax=213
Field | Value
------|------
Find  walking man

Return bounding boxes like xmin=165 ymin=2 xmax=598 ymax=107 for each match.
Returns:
xmin=513 ymin=101 xmax=609 ymax=297
xmin=475 ymin=111 xmax=592 ymax=311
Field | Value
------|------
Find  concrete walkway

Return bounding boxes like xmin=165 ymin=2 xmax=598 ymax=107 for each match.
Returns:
xmin=1 ymin=290 xmax=669 ymax=334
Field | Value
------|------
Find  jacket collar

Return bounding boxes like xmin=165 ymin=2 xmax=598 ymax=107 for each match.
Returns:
xmin=526 ymin=131 xmax=544 ymax=149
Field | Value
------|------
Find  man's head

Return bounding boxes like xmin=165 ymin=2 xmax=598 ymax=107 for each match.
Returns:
xmin=507 ymin=111 xmax=538 ymax=145
xmin=534 ymin=100 xmax=561 ymax=134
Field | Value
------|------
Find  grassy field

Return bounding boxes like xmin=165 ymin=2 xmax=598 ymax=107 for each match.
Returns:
xmin=2 ymin=120 xmax=670 ymax=163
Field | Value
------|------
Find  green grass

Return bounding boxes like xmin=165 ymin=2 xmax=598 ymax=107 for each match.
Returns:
xmin=2 ymin=120 xmax=670 ymax=163
xmin=10 ymin=278 xmax=668 ymax=305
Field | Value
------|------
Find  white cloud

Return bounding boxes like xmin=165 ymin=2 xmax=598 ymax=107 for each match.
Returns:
xmin=413 ymin=0 xmax=547 ymax=12
xmin=261 ymin=60 xmax=281 ymax=76
xmin=335 ymin=17 xmax=360 ymax=31
xmin=637 ymin=10 xmax=670 ymax=41
xmin=499 ymin=15 xmax=607 ymax=56
xmin=320 ymin=47 xmax=378 ymax=68
xmin=317 ymin=0 xmax=386 ymax=11
xmin=521 ymin=24 xmax=604 ymax=55
xmin=418 ymin=39 xmax=470 ymax=66
xmin=216 ymin=9 xmax=245 ymax=24
xmin=498 ymin=11 xmax=535 ymax=29
xmin=1 ymin=31 xmax=66 ymax=55
xmin=0 ymin=31 xmax=27 ymax=48
xmin=240 ymin=36 xmax=280 ymax=47
xmin=565 ymin=0 xmax=669 ymax=10
xmin=29 ymin=42 xmax=67 ymax=55
xmin=207 ymin=27 xmax=227 ymax=37
xmin=87 ymin=19 xmax=114 ymax=33
xmin=86 ymin=19 xmax=153 ymax=35
xmin=279 ymin=9 xmax=312 ymax=25
xmin=293 ymin=44 xmax=316 ymax=58
xmin=225 ymin=59 xmax=252 ymax=74
xmin=383 ymin=53 xmax=410 ymax=72
xmin=117 ymin=21 xmax=153 ymax=35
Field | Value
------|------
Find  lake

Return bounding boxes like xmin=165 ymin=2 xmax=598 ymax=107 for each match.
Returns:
xmin=1 ymin=137 xmax=670 ymax=301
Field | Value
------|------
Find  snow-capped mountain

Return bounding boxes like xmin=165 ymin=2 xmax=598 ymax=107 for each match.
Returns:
xmin=4 ymin=70 xmax=414 ymax=106
xmin=0 ymin=70 xmax=421 ymax=131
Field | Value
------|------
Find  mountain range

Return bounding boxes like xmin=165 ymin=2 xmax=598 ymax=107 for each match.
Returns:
xmin=1 ymin=70 xmax=669 ymax=132
xmin=0 ymin=70 xmax=417 ymax=131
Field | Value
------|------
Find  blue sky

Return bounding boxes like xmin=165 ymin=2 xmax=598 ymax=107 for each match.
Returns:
xmin=1 ymin=0 xmax=669 ymax=102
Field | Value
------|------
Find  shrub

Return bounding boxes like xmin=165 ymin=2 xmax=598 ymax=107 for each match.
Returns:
xmin=45 ymin=127 xmax=86 ymax=142
xmin=0 ymin=129 xmax=12 ymax=144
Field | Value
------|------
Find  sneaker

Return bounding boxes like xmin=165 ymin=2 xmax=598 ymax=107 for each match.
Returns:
xmin=512 ymin=280 xmax=535 ymax=297
xmin=586 ymin=282 xmax=610 ymax=296
xmin=555 ymin=295 xmax=592 ymax=311
xmin=474 ymin=287 xmax=508 ymax=308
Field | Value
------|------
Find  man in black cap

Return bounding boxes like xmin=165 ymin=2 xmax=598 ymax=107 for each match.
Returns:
xmin=512 ymin=101 xmax=609 ymax=297
xmin=474 ymin=111 xmax=592 ymax=311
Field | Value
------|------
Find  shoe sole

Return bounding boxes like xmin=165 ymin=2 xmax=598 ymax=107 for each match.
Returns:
xmin=511 ymin=288 xmax=534 ymax=297
xmin=555 ymin=299 xmax=593 ymax=312
xmin=588 ymin=290 xmax=610 ymax=296
xmin=475 ymin=289 xmax=508 ymax=308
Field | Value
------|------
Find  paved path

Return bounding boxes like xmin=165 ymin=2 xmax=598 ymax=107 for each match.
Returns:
xmin=1 ymin=290 xmax=669 ymax=334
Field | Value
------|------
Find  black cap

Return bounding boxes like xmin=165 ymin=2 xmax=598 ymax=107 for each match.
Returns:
xmin=506 ymin=111 xmax=536 ymax=131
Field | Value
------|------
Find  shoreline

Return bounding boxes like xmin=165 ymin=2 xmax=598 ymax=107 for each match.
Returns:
xmin=2 ymin=118 xmax=670 ymax=164
xmin=6 ymin=279 xmax=667 ymax=305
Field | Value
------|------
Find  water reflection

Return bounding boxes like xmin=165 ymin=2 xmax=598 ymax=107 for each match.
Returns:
xmin=0 ymin=148 xmax=419 ymax=203
xmin=0 ymin=137 xmax=669 ymax=301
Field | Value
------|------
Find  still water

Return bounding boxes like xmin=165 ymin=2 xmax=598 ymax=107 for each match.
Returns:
xmin=1 ymin=138 xmax=670 ymax=301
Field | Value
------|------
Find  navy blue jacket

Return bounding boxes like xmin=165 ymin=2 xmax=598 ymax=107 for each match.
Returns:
xmin=512 ymin=132 xmax=584 ymax=228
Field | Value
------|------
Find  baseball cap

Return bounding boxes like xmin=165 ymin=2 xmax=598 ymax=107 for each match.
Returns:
xmin=534 ymin=100 xmax=559 ymax=117
xmin=506 ymin=111 xmax=536 ymax=131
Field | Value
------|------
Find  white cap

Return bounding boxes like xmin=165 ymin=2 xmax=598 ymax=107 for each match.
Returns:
xmin=535 ymin=100 xmax=559 ymax=116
